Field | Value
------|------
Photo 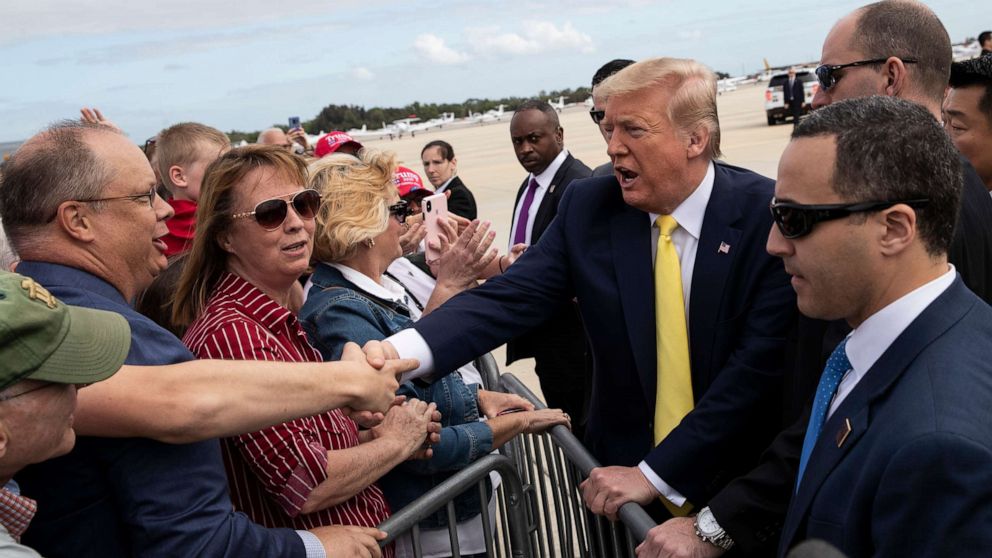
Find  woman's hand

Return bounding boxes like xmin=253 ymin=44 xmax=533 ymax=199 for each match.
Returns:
xmin=399 ymin=220 xmax=426 ymax=255
xmin=371 ymin=398 xmax=440 ymax=457
xmin=477 ymin=389 xmax=535 ymax=419
xmin=516 ymin=408 xmax=572 ymax=434
xmin=430 ymin=219 xmax=498 ymax=290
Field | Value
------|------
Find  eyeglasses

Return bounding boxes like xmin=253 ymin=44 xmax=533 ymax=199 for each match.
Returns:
xmin=814 ymin=58 xmax=918 ymax=91
xmin=388 ymin=200 xmax=412 ymax=224
xmin=589 ymin=109 xmax=606 ymax=124
xmin=232 ymin=189 xmax=321 ymax=230
xmin=769 ymin=197 xmax=929 ymax=239
xmin=142 ymin=137 xmax=157 ymax=155
xmin=81 ymin=185 xmax=158 ymax=208
xmin=0 ymin=382 xmax=60 ymax=403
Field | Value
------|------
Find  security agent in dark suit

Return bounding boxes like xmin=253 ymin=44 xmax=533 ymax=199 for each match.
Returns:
xmin=381 ymin=58 xmax=795 ymax=525
xmin=505 ymin=99 xmax=592 ymax=436
xmin=420 ymin=140 xmax=478 ymax=219
xmin=590 ymin=59 xmax=636 ymax=177
xmin=639 ymin=4 xmax=992 ymax=556
xmin=784 ymin=67 xmax=805 ymax=128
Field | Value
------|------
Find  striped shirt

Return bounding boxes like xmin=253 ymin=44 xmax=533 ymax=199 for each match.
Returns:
xmin=182 ymin=272 xmax=391 ymax=536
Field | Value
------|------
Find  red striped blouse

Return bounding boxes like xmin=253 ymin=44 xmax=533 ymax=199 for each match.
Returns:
xmin=182 ymin=272 xmax=391 ymax=535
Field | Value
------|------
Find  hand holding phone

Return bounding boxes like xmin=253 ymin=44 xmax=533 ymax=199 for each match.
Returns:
xmin=422 ymin=193 xmax=449 ymax=262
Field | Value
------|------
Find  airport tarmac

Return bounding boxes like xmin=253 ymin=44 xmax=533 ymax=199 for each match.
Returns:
xmin=354 ymin=82 xmax=791 ymax=402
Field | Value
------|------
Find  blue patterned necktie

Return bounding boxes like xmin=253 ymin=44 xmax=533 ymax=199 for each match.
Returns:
xmin=796 ymin=338 xmax=852 ymax=491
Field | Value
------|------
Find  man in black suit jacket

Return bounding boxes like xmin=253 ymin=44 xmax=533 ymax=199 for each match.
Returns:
xmin=784 ymin=68 xmax=805 ymax=128
xmin=640 ymin=3 xmax=992 ymax=556
xmin=505 ymin=99 xmax=592 ymax=435
xmin=377 ymin=58 xmax=795 ymax=525
xmin=421 ymin=140 xmax=478 ymax=219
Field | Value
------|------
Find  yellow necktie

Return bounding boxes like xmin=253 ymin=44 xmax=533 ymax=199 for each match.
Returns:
xmin=653 ymin=215 xmax=694 ymax=516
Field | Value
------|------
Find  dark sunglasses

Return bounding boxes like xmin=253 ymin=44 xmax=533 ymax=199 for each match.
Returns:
xmin=769 ymin=197 xmax=929 ymax=239
xmin=814 ymin=58 xmax=918 ymax=91
xmin=388 ymin=200 xmax=412 ymax=224
xmin=589 ymin=109 xmax=606 ymax=124
xmin=232 ymin=189 xmax=321 ymax=230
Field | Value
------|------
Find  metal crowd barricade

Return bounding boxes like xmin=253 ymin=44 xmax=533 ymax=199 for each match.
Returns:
xmin=378 ymin=354 xmax=657 ymax=557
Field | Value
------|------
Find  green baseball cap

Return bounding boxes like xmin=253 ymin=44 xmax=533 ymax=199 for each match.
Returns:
xmin=0 ymin=271 xmax=131 ymax=391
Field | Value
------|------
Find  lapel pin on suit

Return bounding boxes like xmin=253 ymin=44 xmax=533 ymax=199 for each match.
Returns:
xmin=549 ymin=183 xmax=557 ymax=194
xmin=835 ymin=418 xmax=852 ymax=447
xmin=718 ymin=242 xmax=731 ymax=254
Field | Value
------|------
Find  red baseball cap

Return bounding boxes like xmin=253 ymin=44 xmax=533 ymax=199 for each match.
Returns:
xmin=394 ymin=166 xmax=433 ymax=198
xmin=314 ymin=131 xmax=364 ymax=158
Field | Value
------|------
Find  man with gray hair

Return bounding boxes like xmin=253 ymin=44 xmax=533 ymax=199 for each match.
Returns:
xmin=0 ymin=121 xmax=409 ymax=557
xmin=375 ymin=57 xmax=796 ymax=525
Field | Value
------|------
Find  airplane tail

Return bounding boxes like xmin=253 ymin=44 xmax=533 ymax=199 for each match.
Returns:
xmin=763 ymin=58 xmax=771 ymax=72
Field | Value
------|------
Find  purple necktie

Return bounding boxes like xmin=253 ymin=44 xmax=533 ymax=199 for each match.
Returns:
xmin=513 ymin=177 xmax=540 ymax=245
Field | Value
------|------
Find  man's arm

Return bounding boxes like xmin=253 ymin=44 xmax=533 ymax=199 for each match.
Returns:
xmin=74 ymin=342 xmax=413 ymax=444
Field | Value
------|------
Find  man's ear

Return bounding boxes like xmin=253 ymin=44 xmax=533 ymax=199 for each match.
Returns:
xmin=685 ymin=126 xmax=710 ymax=160
xmin=0 ymin=419 xmax=10 ymax=459
xmin=55 ymin=201 xmax=97 ymax=242
xmin=877 ymin=204 xmax=916 ymax=256
xmin=555 ymin=126 xmax=564 ymax=149
xmin=169 ymin=165 xmax=188 ymax=191
xmin=883 ymin=57 xmax=911 ymax=98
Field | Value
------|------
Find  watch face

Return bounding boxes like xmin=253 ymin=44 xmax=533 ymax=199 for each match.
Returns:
xmin=697 ymin=511 xmax=720 ymax=533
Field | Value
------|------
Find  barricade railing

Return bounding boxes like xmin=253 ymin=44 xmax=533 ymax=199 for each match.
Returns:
xmin=378 ymin=453 xmax=532 ymax=558
xmin=497 ymin=372 xmax=657 ymax=557
xmin=379 ymin=354 xmax=657 ymax=557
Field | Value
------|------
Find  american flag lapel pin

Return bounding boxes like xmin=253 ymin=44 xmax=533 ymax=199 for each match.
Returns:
xmin=718 ymin=242 xmax=731 ymax=254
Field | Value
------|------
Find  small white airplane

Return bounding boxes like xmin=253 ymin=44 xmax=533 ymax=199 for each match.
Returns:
xmin=549 ymin=95 xmax=565 ymax=112
xmin=467 ymin=105 xmax=506 ymax=124
xmin=347 ymin=122 xmax=401 ymax=140
xmin=408 ymin=112 xmax=455 ymax=135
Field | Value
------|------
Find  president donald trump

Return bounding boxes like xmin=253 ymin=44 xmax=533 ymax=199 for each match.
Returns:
xmin=378 ymin=57 xmax=796 ymax=524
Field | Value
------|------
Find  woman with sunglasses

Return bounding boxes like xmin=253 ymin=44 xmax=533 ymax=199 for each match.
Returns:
xmin=300 ymin=149 xmax=570 ymax=558
xmin=171 ymin=146 xmax=436 ymax=551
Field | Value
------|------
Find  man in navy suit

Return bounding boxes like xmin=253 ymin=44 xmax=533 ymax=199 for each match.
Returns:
xmin=639 ymin=97 xmax=992 ymax=558
xmin=382 ymin=57 xmax=795 ymax=519
xmin=504 ymin=99 xmax=592 ymax=437
xmin=784 ymin=67 xmax=805 ymax=128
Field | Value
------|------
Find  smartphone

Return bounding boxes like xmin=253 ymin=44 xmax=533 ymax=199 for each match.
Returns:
xmin=422 ymin=193 xmax=449 ymax=261
xmin=288 ymin=116 xmax=301 ymax=130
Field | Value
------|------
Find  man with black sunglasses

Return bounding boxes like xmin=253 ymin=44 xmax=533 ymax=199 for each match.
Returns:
xmin=589 ymin=58 xmax=635 ymax=177
xmin=808 ymin=0 xmax=992 ymax=308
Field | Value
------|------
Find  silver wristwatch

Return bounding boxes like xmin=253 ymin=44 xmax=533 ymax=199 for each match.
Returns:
xmin=694 ymin=506 xmax=735 ymax=551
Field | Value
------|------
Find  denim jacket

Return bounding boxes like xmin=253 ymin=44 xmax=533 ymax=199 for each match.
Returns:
xmin=299 ymin=262 xmax=493 ymax=528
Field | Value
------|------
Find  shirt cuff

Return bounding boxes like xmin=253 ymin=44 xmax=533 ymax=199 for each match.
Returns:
xmin=637 ymin=461 xmax=688 ymax=507
xmin=388 ymin=328 xmax=436 ymax=382
xmin=297 ymin=530 xmax=328 ymax=558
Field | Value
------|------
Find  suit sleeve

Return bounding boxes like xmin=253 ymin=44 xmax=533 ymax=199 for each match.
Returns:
xmin=871 ymin=433 xmax=992 ymax=557
xmin=413 ymin=184 xmax=579 ymax=373
xmin=446 ymin=184 xmax=477 ymax=220
xmin=707 ymin=409 xmax=808 ymax=554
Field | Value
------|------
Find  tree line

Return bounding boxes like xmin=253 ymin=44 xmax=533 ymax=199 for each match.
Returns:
xmin=226 ymin=85 xmax=594 ymax=142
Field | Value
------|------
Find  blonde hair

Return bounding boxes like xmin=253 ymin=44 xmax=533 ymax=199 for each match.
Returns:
xmin=155 ymin=122 xmax=230 ymax=191
xmin=309 ymin=149 xmax=397 ymax=263
xmin=172 ymin=145 xmax=308 ymax=326
xmin=596 ymin=57 xmax=722 ymax=159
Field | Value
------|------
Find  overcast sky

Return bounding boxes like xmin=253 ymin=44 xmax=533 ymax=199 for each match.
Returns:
xmin=0 ymin=0 xmax=981 ymax=143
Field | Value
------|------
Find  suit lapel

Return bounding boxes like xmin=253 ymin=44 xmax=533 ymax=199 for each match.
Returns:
xmin=688 ymin=166 xmax=742 ymax=389
xmin=532 ymin=154 xmax=574 ymax=240
xmin=779 ymin=278 xmax=976 ymax=549
xmin=610 ymin=202 xmax=657 ymax=402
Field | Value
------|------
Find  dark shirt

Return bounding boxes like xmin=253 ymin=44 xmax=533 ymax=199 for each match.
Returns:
xmin=15 ymin=262 xmax=304 ymax=558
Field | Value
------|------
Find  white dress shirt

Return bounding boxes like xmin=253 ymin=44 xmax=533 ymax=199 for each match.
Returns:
xmin=508 ymin=149 xmax=570 ymax=247
xmin=435 ymin=176 xmax=455 ymax=195
xmin=635 ymin=162 xmax=715 ymax=506
xmin=828 ymin=265 xmax=955 ymax=419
